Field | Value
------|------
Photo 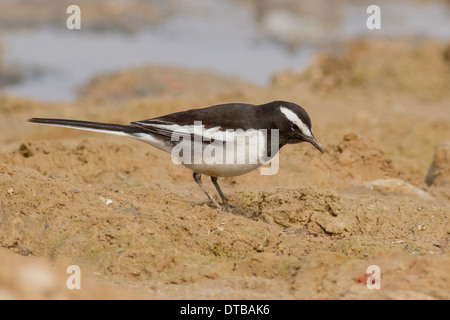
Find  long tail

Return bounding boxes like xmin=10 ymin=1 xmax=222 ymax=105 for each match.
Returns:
xmin=27 ymin=118 xmax=173 ymax=153
xmin=27 ymin=118 xmax=144 ymax=137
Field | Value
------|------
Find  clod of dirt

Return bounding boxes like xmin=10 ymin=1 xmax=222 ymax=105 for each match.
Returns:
xmin=324 ymin=133 xmax=400 ymax=185
xmin=19 ymin=143 xmax=34 ymax=158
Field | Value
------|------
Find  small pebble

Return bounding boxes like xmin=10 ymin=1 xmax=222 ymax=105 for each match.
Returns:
xmin=99 ymin=197 xmax=113 ymax=206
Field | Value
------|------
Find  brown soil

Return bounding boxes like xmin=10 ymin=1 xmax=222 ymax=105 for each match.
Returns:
xmin=0 ymin=39 xmax=449 ymax=299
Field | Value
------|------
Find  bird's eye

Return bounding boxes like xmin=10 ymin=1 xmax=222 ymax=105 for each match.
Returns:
xmin=291 ymin=124 xmax=300 ymax=132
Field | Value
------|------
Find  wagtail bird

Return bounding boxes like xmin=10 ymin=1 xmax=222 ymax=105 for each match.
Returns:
xmin=28 ymin=101 xmax=324 ymax=211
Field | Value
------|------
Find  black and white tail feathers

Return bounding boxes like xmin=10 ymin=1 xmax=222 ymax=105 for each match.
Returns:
xmin=27 ymin=118 xmax=144 ymax=137
xmin=27 ymin=117 xmax=177 ymax=153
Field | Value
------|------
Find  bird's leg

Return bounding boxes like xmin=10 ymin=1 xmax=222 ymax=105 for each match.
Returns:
xmin=211 ymin=176 xmax=231 ymax=212
xmin=193 ymin=172 xmax=221 ymax=209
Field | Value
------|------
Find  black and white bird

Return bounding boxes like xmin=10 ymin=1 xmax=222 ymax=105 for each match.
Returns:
xmin=28 ymin=100 xmax=324 ymax=211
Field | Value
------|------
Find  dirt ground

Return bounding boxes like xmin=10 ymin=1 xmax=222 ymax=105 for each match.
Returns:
xmin=0 ymin=39 xmax=449 ymax=299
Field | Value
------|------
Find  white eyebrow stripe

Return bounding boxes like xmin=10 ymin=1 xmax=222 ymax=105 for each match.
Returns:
xmin=279 ymin=106 xmax=312 ymax=137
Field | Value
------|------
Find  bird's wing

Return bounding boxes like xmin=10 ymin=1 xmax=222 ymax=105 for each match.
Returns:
xmin=131 ymin=119 xmax=228 ymax=144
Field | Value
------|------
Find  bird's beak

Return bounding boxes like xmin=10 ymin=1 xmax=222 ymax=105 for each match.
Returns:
xmin=306 ymin=134 xmax=325 ymax=153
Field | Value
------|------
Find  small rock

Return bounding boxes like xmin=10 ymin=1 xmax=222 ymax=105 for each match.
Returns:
xmin=313 ymin=213 xmax=348 ymax=235
xmin=99 ymin=197 xmax=113 ymax=206
xmin=425 ymin=142 xmax=450 ymax=187
xmin=117 ymin=171 xmax=129 ymax=180
xmin=18 ymin=245 xmax=31 ymax=256
xmin=362 ymin=178 xmax=433 ymax=200
xmin=7 ymin=188 xmax=14 ymax=195
xmin=126 ymin=207 xmax=141 ymax=216
xmin=417 ymin=224 xmax=426 ymax=231
xmin=289 ymin=228 xmax=310 ymax=235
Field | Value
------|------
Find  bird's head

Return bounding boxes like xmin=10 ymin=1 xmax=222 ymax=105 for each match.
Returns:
xmin=274 ymin=101 xmax=324 ymax=153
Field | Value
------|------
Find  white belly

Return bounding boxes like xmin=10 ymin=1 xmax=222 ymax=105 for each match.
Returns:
xmin=136 ymin=127 xmax=279 ymax=177
xmin=173 ymin=130 xmax=278 ymax=177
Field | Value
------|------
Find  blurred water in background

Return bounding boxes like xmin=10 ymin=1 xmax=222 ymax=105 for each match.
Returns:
xmin=0 ymin=0 xmax=449 ymax=102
